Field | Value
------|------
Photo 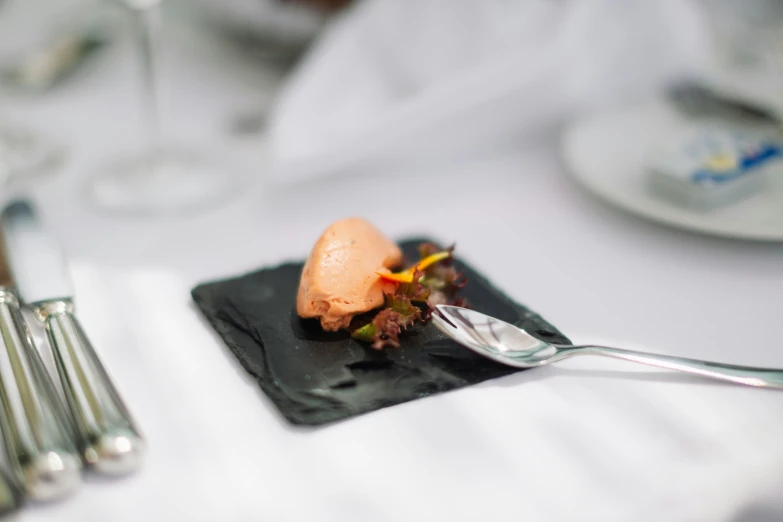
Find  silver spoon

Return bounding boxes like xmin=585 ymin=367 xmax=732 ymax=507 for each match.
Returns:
xmin=432 ymin=305 xmax=783 ymax=389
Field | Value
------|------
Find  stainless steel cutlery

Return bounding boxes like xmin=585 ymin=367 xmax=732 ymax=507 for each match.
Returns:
xmin=0 ymin=466 xmax=23 ymax=516
xmin=0 ymin=241 xmax=81 ymax=500
xmin=0 ymin=199 xmax=144 ymax=506
xmin=433 ymin=305 xmax=783 ymax=389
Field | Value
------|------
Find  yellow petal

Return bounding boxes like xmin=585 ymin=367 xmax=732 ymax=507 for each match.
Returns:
xmin=377 ymin=251 xmax=451 ymax=284
xmin=377 ymin=271 xmax=414 ymax=283
xmin=408 ymin=251 xmax=451 ymax=273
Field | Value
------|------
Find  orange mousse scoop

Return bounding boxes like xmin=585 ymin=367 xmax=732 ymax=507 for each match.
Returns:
xmin=296 ymin=218 xmax=403 ymax=331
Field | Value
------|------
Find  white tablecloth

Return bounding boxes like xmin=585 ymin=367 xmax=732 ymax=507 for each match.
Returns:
xmin=3 ymin=9 xmax=783 ymax=522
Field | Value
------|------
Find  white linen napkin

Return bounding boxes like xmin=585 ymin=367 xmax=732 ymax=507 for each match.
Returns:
xmin=265 ymin=0 xmax=712 ymax=184
xmin=59 ymin=263 xmax=783 ymax=522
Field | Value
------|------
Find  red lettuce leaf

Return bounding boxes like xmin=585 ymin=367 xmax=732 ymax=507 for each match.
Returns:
xmin=350 ymin=243 xmax=467 ymax=349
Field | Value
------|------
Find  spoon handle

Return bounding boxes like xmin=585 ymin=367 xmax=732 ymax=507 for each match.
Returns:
xmin=563 ymin=345 xmax=783 ymax=389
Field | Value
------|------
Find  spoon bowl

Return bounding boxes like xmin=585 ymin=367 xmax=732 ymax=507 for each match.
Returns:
xmin=431 ymin=307 xmax=557 ymax=367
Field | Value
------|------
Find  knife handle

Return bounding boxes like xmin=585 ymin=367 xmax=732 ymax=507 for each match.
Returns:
xmin=36 ymin=300 xmax=145 ymax=475
xmin=0 ymin=290 xmax=81 ymax=499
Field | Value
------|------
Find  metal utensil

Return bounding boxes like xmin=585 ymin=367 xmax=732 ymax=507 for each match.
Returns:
xmin=0 ymin=237 xmax=81 ymax=499
xmin=0 ymin=465 xmax=23 ymax=516
xmin=432 ymin=305 xmax=783 ymax=389
xmin=0 ymin=201 xmax=145 ymax=475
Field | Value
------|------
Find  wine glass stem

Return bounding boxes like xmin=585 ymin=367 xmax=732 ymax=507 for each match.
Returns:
xmin=130 ymin=3 xmax=163 ymax=163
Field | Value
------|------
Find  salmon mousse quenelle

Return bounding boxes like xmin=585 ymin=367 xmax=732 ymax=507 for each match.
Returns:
xmin=296 ymin=218 xmax=467 ymax=349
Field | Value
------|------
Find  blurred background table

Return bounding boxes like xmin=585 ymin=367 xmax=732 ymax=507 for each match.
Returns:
xmin=3 ymin=1 xmax=783 ymax=521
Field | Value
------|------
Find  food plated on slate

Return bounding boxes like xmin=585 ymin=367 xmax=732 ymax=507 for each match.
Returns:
xmin=296 ymin=217 xmax=466 ymax=349
xmin=191 ymin=219 xmax=569 ymax=425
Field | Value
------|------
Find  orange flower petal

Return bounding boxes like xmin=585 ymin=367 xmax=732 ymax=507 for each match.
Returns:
xmin=377 ymin=251 xmax=451 ymax=284
xmin=408 ymin=251 xmax=451 ymax=273
xmin=377 ymin=271 xmax=414 ymax=283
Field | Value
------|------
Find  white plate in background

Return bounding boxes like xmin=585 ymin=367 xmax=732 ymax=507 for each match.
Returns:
xmin=560 ymin=98 xmax=783 ymax=242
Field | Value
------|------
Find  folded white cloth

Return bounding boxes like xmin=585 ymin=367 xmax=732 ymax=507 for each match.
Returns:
xmin=266 ymin=0 xmax=712 ymax=183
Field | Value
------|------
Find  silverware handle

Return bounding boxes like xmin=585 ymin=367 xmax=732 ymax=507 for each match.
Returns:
xmin=562 ymin=345 xmax=783 ymax=389
xmin=0 ymin=466 xmax=23 ymax=515
xmin=38 ymin=301 xmax=144 ymax=475
xmin=0 ymin=290 xmax=81 ymax=499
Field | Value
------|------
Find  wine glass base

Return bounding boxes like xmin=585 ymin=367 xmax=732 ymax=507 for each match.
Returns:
xmin=86 ymin=150 xmax=249 ymax=217
xmin=0 ymin=126 xmax=63 ymax=184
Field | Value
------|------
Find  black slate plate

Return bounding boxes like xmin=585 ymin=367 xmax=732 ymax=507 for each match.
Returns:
xmin=191 ymin=238 xmax=570 ymax=426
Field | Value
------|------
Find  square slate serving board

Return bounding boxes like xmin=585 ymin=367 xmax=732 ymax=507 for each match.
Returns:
xmin=191 ymin=238 xmax=570 ymax=426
